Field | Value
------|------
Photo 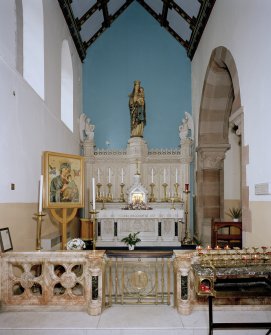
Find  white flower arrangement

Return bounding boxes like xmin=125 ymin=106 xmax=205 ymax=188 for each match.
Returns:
xmin=67 ymin=238 xmax=86 ymax=250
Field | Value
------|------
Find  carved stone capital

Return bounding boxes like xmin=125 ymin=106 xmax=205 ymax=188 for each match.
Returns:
xmin=196 ymin=144 xmax=230 ymax=169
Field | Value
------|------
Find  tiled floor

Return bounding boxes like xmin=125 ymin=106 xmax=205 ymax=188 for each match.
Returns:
xmin=0 ymin=305 xmax=270 ymax=335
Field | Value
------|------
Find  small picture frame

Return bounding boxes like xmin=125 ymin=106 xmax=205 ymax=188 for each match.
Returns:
xmin=0 ymin=227 xmax=13 ymax=252
xmin=43 ymin=151 xmax=84 ymax=209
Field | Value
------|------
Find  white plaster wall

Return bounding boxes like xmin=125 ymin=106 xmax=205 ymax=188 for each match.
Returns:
xmin=0 ymin=0 xmax=82 ymax=204
xmin=0 ymin=0 xmax=16 ymax=70
xmin=192 ymin=0 xmax=271 ymax=202
xmin=192 ymin=0 xmax=271 ymax=245
xmin=0 ymin=0 xmax=82 ymax=250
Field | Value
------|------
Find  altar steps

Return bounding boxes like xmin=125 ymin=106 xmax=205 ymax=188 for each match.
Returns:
xmin=0 ymin=305 xmax=270 ymax=335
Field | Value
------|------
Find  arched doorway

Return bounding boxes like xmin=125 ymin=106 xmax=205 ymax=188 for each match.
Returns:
xmin=195 ymin=46 xmax=244 ymax=245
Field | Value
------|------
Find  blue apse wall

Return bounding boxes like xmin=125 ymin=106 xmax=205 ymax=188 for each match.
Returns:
xmin=83 ymin=2 xmax=191 ymax=149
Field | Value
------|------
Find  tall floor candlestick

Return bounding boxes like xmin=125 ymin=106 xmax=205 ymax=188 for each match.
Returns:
xmin=182 ymin=186 xmax=193 ymax=244
xmin=89 ymin=209 xmax=99 ymax=250
xmin=34 ymin=212 xmax=46 ymax=250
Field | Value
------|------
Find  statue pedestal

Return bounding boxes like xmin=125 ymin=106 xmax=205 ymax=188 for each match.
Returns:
xmin=127 ymin=137 xmax=148 ymax=158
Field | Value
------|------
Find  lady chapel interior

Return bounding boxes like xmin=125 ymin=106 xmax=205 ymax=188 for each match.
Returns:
xmin=0 ymin=0 xmax=271 ymax=334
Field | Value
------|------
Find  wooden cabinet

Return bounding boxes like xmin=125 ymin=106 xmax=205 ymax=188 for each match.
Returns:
xmin=211 ymin=219 xmax=242 ymax=249
xmin=80 ymin=218 xmax=93 ymax=240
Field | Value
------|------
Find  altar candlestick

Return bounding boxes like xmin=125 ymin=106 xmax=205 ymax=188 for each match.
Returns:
xmin=151 ymin=168 xmax=154 ymax=183
xmin=175 ymin=168 xmax=178 ymax=183
xmin=92 ymin=177 xmax=96 ymax=210
xmin=97 ymin=168 xmax=100 ymax=183
xmin=108 ymin=168 xmax=111 ymax=183
xmin=38 ymin=175 xmax=43 ymax=214
xmin=121 ymin=168 xmax=124 ymax=183
xmin=163 ymin=169 xmax=166 ymax=183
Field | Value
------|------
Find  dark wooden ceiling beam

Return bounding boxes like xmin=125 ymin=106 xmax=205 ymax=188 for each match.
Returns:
xmin=85 ymin=0 xmax=134 ymax=48
xmin=58 ymin=0 xmax=86 ymax=61
xmin=99 ymin=0 xmax=111 ymax=28
xmin=170 ymin=0 xmax=196 ymax=28
xmin=187 ymin=0 xmax=216 ymax=60
xmin=160 ymin=0 xmax=170 ymax=27
xmin=111 ymin=0 xmax=134 ymax=21
xmin=76 ymin=2 xmax=100 ymax=29
xmin=137 ymin=0 xmax=188 ymax=49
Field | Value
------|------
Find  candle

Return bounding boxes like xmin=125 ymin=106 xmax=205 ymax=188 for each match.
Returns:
xmin=108 ymin=168 xmax=111 ymax=183
xmin=97 ymin=168 xmax=100 ymax=183
xmin=185 ymin=183 xmax=189 ymax=192
xmin=175 ymin=168 xmax=178 ymax=183
xmin=121 ymin=168 xmax=124 ymax=183
xmin=92 ymin=177 xmax=96 ymax=210
xmin=163 ymin=169 xmax=166 ymax=183
xmin=38 ymin=175 xmax=43 ymax=214
xmin=151 ymin=168 xmax=154 ymax=183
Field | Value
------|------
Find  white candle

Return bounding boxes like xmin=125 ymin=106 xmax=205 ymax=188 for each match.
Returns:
xmin=121 ymin=168 xmax=124 ymax=183
xmin=92 ymin=177 xmax=96 ymax=210
xmin=163 ymin=169 xmax=166 ymax=183
xmin=175 ymin=168 xmax=178 ymax=183
xmin=97 ymin=168 xmax=100 ymax=183
xmin=151 ymin=168 xmax=154 ymax=183
xmin=38 ymin=175 xmax=43 ymax=214
xmin=108 ymin=168 xmax=111 ymax=183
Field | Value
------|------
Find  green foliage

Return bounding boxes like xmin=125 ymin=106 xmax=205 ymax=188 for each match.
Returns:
xmin=121 ymin=232 xmax=141 ymax=246
xmin=226 ymin=207 xmax=242 ymax=219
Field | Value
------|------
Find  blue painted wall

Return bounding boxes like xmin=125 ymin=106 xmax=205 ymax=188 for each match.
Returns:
xmin=83 ymin=2 xmax=191 ymax=149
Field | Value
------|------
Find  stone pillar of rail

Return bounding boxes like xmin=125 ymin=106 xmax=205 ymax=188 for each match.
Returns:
xmin=173 ymin=251 xmax=195 ymax=315
xmin=87 ymin=251 xmax=105 ymax=316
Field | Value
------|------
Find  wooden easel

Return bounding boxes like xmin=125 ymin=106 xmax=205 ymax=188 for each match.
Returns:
xmin=50 ymin=208 xmax=78 ymax=249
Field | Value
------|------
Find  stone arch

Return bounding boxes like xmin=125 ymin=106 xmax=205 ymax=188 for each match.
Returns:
xmin=195 ymin=46 xmax=244 ymax=244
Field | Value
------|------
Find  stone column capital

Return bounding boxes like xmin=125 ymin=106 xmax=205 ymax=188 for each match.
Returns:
xmin=196 ymin=144 xmax=230 ymax=169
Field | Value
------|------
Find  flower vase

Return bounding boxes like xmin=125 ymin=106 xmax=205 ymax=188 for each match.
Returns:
xmin=128 ymin=245 xmax=135 ymax=250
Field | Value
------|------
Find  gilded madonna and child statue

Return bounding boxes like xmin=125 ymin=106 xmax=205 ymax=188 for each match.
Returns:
xmin=129 ymin=80 xmax=146 ymax=137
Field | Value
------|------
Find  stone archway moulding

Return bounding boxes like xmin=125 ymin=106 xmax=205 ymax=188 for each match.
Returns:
xmin=195 ymin=46 xmax=243 ymax=245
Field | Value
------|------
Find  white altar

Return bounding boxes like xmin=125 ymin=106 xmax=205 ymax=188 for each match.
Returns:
xmin=96 ymin=203 xmax=184 ymax=247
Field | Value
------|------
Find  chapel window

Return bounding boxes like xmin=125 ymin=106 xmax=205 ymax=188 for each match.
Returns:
xmin=61 ymin=40 xmax=73 ymax=132
xmin=22 ymin=0 xmax=44 ymax=99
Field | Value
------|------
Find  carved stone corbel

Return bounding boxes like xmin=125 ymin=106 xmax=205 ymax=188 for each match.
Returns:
xmin=229 ymin=106 xmax=244 ymax=136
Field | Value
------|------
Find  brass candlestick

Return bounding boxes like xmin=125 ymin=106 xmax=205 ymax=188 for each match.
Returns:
xmin=120 ymin=183 xmax=125 ymax=202
xmin=170 ymin=197 xmax=175 ymax=210
xmin=107 ymin=183 xmax=112 ymax=202
xmin=96 ymin=182 xmax=102 ymax=201
xmin=149 ymin=183 xmax=156 ymax=202
xmin=89 ymin=209 xmax=99 ymax=250
xmin=174 ymin=182 xmax=179 ymax=201
xmin=162 ymin=183 xmax=168 ymax=202
xmin=182 ymin=188 xmax=193 ymax=244
xmin=34 ymin=212 xmax=46 ymax=251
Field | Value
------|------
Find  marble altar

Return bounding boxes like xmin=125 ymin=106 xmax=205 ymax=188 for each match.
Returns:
xmin=96 ymin=202 xmax=184 ymax=247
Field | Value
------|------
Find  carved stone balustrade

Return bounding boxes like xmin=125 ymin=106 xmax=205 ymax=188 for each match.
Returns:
xmin=0 ymin=250 xmax=105 ymax=315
